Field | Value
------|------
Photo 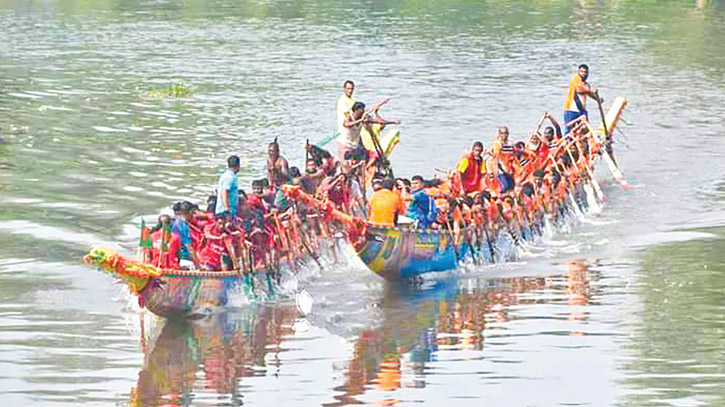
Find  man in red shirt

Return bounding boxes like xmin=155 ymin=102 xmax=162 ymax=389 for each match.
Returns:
xmin=149 ymin=215 xmax=181 ymax=270
xmin=198 ymin=214 xmax=232 ymax=271
xmin=456 ymin=141 xmax=485 ymax=194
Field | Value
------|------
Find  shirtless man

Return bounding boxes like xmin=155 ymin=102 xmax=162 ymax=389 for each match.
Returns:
xmin=266 ymin=138 xmax=289 ymax=190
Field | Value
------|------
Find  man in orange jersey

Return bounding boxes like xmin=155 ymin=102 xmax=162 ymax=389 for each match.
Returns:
xmin=563 ymin=64 xmax=601 ymax=133
xmin=368 ymin=178 xmax=406 ymax=227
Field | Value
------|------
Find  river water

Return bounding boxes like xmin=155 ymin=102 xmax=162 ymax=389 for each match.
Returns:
xmin=1 ymin=0 xmax=724 ymax=406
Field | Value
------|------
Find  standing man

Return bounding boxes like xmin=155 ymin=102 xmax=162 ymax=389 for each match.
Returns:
xmin=266 ymin=138 xmax=289 ymax=190
xmin=563 ymin=64 xmax=601 ymax=133
xmin=216 ymin=155 xmax=240 ymax=217
xmin=336 ymin=80 xmax=356 ymax=137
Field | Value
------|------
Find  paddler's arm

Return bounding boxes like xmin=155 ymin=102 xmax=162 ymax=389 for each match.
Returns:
xmin=576 ymin=82 xmax=602 ymax=103
xmin=343 ymin=113 xmax=366 ymax=127
xmin=369 ymin=97 xmax=391 ymax=113
xmin=545 ymin=113 xmax=563 ymax=139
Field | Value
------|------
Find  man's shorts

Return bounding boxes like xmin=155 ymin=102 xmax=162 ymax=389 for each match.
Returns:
xmin=563 ymin=110 xmax=588 ymax=134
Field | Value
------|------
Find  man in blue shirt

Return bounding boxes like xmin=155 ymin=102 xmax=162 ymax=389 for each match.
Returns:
xmin=172 ymin=200 xmax=200 ymax=268
xmin=216 ymin=155 xmax=240 ymax=217
xmin=406 ymin=175 xmax=437 ymax=229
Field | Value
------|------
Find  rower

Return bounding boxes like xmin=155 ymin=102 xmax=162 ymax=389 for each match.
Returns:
xmin=563 ymin=64 xmax=601 ymax=133
xmin=172 ymin=201 xmax=200 ymax=269
xmin=368 ymin=178 xmax=405 ymax=227
xmin=149 ymin=214 xmax=181 ymax=270
xmin=456 ymin=141 xmax=486 ymax=194
xmin=394 ymin=178 xmax=412 ymax=211
xmin=198 ymin=213 xmax=232 ymax=271
xmin=406 ymin=175 xmax=438 ymax=229
xmin=488 ymin=126 xmax=515 ymax=194
xmin=317 ymin=170 xmax=350 ymax=211
xmin=301 ymin=159 xmax=323 ymax=194
xmin=266 ymin=138 xmax=290 ymax=190
xmin=306 ymin=142 xmax=336 ymax=176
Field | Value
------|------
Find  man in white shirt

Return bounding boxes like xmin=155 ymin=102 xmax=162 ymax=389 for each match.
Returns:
xmin=336 ymin=80 xmax=356 ymax=159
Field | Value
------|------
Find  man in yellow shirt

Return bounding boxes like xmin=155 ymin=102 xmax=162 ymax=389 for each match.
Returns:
xmin=368 ymin=178 xmax=405 ymax=227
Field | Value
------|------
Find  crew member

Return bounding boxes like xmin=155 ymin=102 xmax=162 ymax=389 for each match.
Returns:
xmin=368 ymin=178 xmax=405 ymax=227
xmin=406 ymin=175 xmax=438 ymax=229
xmin=456 ymin=141 xmax=486 ymax=194
xmin=172 ymin=201 xmax=200 ymax=268
xmin=198 ymin=213 xmax=231 ymax=271
xmin=563 ymin=64 xmax=601 ymax=133
xmin=266 ymin=138 xmax=289 ymax=190
xmin=149 ymin=215 xmax=181 ymax=269
xmin=336 ymin=80 xmax=356 ymax=135
xmin=216 ymin=155 xmax=240 ymax=217
xmin=338 ymin=101 xmax=366 ymax=161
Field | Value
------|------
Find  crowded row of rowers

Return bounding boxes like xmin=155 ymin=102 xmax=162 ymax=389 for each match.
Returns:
xmin=140 ymin=137 xmax=366 ymax=271
xmin=365 ymin=111 xmax=606 ymax=236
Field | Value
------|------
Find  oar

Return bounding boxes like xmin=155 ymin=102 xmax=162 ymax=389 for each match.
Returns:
xmin=595 ymin=92 xmax=620 ymax=169
xmin=465 ymin=227 xmax=481 ymax=266
xmin=584 ymin=162 xmax=604 ymax=201
xmin=293 ymin=208 xmax=324 ymax=270
xmin=565 ymin=141 xmax=602 ymax=213
xmin=368 ymin=127 xmax=390 ymax=177
xmin=548 ymin=155 xmax=586 ymax=221
xmin=497 ymin=208 xmax=521 ymax=246
xmin=481 ymin=222 xmax=497 ymax=263
xmin=595 ymin=92 xmax=609 ymax=141
xmin=445 ymin=217 xmax=461 ymax=264
xmin=584 ymin=121 xmax=631 ymax=189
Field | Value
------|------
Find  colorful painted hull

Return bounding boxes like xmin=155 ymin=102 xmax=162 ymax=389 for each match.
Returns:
xmin=140 ymin=273 xmax=278 ymax=319
xmin=356 ymin=225 xmax=518 ymax=280
xmin=356 ymin=97 xmax=630 ymax=280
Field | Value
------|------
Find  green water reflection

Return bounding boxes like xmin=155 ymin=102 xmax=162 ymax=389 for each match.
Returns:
xmin=624 ymin=229 xmax=725 ymax=406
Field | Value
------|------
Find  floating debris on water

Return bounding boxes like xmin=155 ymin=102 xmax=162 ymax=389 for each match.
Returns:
xmin=144 ymin=82 xmax=194 ymax=99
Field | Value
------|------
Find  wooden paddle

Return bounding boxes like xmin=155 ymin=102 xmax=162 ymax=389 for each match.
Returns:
xmin=481 ymin=222 xmax=497 ymax=263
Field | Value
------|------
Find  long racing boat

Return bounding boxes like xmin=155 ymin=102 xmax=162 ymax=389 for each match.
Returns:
xmin=82 ymin=96 xmax=628 ymax=317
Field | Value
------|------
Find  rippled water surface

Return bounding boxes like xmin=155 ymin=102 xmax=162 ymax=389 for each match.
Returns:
xmin=1 ymin=0 xmax=724 ymax=406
